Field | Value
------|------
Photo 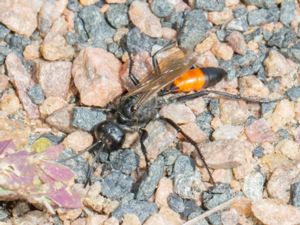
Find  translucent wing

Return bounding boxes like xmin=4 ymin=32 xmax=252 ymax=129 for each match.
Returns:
xmin=123 ymin=49 xmax=196 ymax=109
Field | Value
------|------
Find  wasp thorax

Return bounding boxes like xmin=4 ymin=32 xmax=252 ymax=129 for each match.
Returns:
xmin=93 ymin=121 xmax=125 ymax=152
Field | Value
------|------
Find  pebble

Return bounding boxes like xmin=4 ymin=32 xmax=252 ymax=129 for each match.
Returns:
xmin=195 ymin=33 xmax=218 ymax=54
xmin=252 ymin=146 xmax=265 ymax=158
xmin=106 ymin=0 xmax=126 ymax=3
xmin=196 ymin=111 xmax=213 ymax=136
xmin=220 ymin=100 xmax=249 ymax=125
xmin=291 ymin=182 xmax=300 ymax=208
xmin=80 ymin=0 xmax=98 ymax=5
xmin=162 ymin=27 xmax=177 ymax=40
xmin=129 ymin=1 xmax=162 ymax=38
xmin=83 ymin=195 xmax=119 ymax=214
xmin=178 ymin=10 xmax=210 ymax=50
xmin=208 ymin=8 xmax=233 ymax=25
xmin=245 ymin=118 xmax=276 ymax=143
xmin=202 ymin=183 xmax=234 ymax=209
xmin=267 ymin=165 xmax=300 ymax=203
xmin=0 ymin=75 xmax=9 ymax=93
xmin=196 ymin=51 xmax=219 ymax=67
xmin=155 ymin=178 xmax=174 ymax=208
xmin=251 ymin=199 xmax=300 ymax=225
xmin=275 ymin=139 xmax=299 ymax=160
xmin=227 ymin=16 xmax=249 ymax=32
xmin=46 ymin=105 xmax=75 ymax=133
xmin=101 ymin=171 xmax=133 ymax=200
xmin=112 ymin=200 xmax=157 ymax=223
xmin=287 ymin=86 xmax=300 ymax=102
xmin=150 ymin=0 xmax=174 ymax=18
xmin=106 ymin=4 xmax=129 ymax=29
xmin=0 ymin=89 xmax=21 ymax=115
xmin=39 ymin=96 xmax=67 ymax=117
xmin=211 ymin=43 xmax=234 ymax=60
xmin=167 ymin=193 xmax=185 ymax=213
xmin=122 ymin=214 xmax=141 ymax=225
xmin=180 ymin=122 xmax=208 ymax=143
xmin=226 ymin=31 xmax=247 ymax=55
xmin=239 ymin=75 xmax=269 ymax=98
xmin=212 ymin=125 xmax=243 ymax=140
xmin=109 ymin=149 xmax=139 ymax=175
xmin=212 ymin=169 xmax=233 ymax=184
xmin=28 ymin=84 xmax=45 ymax=105
xmin=160 ymin=103 xmax=195 ymax=124
xmin=242 ymin=170 xmax=265 ymax=201
xmin=161 ymin=148 xmax=181 ymax=166
xmin=0 ymin=24 xmax=10 ymax=41
xmin=136 ymin=155 xmax=165 ymax=200
xmin=142 ymin=120 xmax=177 ymax=161
xmin=63 ymin=130 xmax=93 ymax=153
xmin=143 ymin=207 xmax=183 ymax=225
xmin=5 ymin=53 xmax=40 ymax=119
xmin=270 ymin=99 xmax=295 ymax=131
xmin=72 ymin=48 xmax=123 ymax=107
xmin=198 ymin=139 xmax=250 ymax=169
xmin=264 ymin=50 xmax=294 ymax=77
xmin=36 ymin=61 xmax=72 ymax=99
xmin=126 ymin=28 xmax=157 ymax=54
xmin=12 ymin=210 xmax=51 ymax=225
xmin=248 ymin=7 xmax=280 ymax=26
xmin=280 ymin=0 xmax=295 ymax=26
xmin=72 ymin=107 xmax=106 ymax=131
xmin=195 ymin=0 xmax=225 ymax=11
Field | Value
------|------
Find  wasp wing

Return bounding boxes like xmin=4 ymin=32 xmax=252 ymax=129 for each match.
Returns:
xmin=123 ymin=49 xmax=196 ymax=109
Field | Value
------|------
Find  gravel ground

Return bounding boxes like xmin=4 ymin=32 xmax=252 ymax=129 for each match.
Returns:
xmin=0 ymin=0 xmax=300 ymax=224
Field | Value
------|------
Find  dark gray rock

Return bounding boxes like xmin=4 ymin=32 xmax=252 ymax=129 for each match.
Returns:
xmin=182 ymin=199 xmax=202 ymax=219
xmin=280 ymin=0 xmax=295 ymax=26
xmin=277 ymin=128 xmax=290 ymax=140
xmin=136 ymin=155 xmax=165 ymax=200
xmin=291 ymin=182 xmax=300 ymax=208
xmin=151 ymin=0 xmax=174 ymax=17
xmin=287 ymin=45 xmax=300 ymax=63
xmin=92 ymin=20 xmax=116 ymax=48
xmin=233 ymin=6 xmax=247 ymax=18
xmin=0 ymin=24 xmax=9 ymax=41
xmin=243 ymin=0 xmax=275 ymax=8
xmin=162 ymin=148 xmax=181 ymax=166
xmin=268 ymin=28 xmax=297 ymax=48
xmin=58 ymin=148 xmax=90 ymax=184
xmin=0 ymin=208 xmax=9 ymax=221
xmin=226 ymin=16 xmax=249 ymax=32
xmin=0 ymin=45 xmax=11 ymax=65
xmin=78 ymin=6 xmax=103 ymax=38
xmin=188 ymin=211 xmax=208 ymax=225
xmin=67 ymin=0 xmax=81 ymax=12
xmin=165 ymin=11 xmax=185 ymax=31
xmin=28 ymin=84 xmax=45 ymax=105
xmin=261 ymin=102 xmax=277 ymax=115
xmin=174 ymin=155 xmax=195 ymax=176
xmin=266 ymin=78 xmax=281 ymax=92
xmin=6 ymin=34 xmax=30 ymax=52
xmin=207 ymin=212 xmax=222 ymax=225
xmin=178 ymin=10 xmax=210 ymax=50
xmin=286 ymin=86 xmax=300 ymax=102
xmin=219 ymin=60 xmax=236 ymax=80
xmin=101 ymin=171 xmax=133 ymax=200
xmin=196 ymin=111 xmax=213 ymax=136
xmin=195 ymin=0 xmax=225 ymax=12
xmin=112 ymin=200 xmax=157 ymax=223
xmin=216 ymin=29 xmax=227 ymax=42
xmin=108 ymin=42 xmax=124 ymax=58
xmin=202 ymin=183 xmax=234 ymax=209
xmin=245 ymin=116 xmax=257 ymax=127
xmin=167 ymin=193 xmax=185 ymax=213
xmin=126 ymin=28 xmax=157 ymax=54
xmin=252 ymin=146 xmax=264 ymax=158
xmin=41 ymin=133 xmax=65 ymax=144
xmin=109 ymin=149 xmax=139 ymax=175
xmin=208 ymin=99 xmax=220 ymax=117
xmin=66 ymin=32 xmax=79 ymax=45
xmin=106 ymin=4 xmax=129 ymax=28
xmin=72 ymin=107 xmax=106 ymax=131
xmin=244 ymin=28 xmax=262 ymax=42
xmin=248 ymin=7 xmax=280 ymax=26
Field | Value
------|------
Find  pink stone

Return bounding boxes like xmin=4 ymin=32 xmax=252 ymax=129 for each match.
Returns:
xmin=23 ymin=41 xmax=41 ymax=60
xmin=0 ymin=75 xmax=9 ymax=93
xmin=122 ymin=214 xmax=141 ymax=225
xmin=106 ymin=0 xmax=126 ymax=3
xmin=103 ymin=217 xmax=119 ymax=225
xmin=220 ymin=100 xmax=249 ymax=125
xmin=5 ymin=53 xmax=40 ymax=119
xmin=264 ymin=50 xmax=294 ymax=77
xmin=0 ymin=90 xmax=21 ymax=115
xmin=208 ymin=7 xmax=233 ymax=25
xmin=211 ymin=43 xmax=234 ymax=60
xmin=239 ymin=75 xmax=269 ymax=99
xmin=39 ymin=97 xmax=67 ymax=118
xmin=37 ymin=61 xmax=72 ymax=99
xmin=72 ymin=48 xmax=123 ymax=107
xmin=226 ymin=31 xmax=247 ymax=55
xmin=180 ymin=122 xmax=208 ymax=143
xmin=162 ymin=27 xmax=177 ymax=40
xmin=46 ymin=105 xmax=75 ymax=133
xmin=271 ymin=99 xmax=295 ymax=131
xmin=79 ymin=0 xmax=99 ymax=5
xmin=0 ymin=0 xmax=42 ymax=36
xmin=129 ymin=1 xmax=162 ymax=38
xmin=155 ymin=178 xmax=174 ymax=208
xmin=221 ymin=209 xmax=240 ymax=225
xmin=160 ymin=103 xmax=196 ymax=124
xmin=245 ymin=119 xmax=276 ymax=143
xmin=63 ymin=131 xmax=93 ymax=153
xmin=196 ymin=51 xmax=219 ymax=67
xmin=144 ymin=207 xmax=182 ymax=225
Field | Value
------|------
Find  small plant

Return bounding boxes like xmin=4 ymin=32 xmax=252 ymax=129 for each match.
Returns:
xmin=0 ymin=140 xmax=82 ymax=214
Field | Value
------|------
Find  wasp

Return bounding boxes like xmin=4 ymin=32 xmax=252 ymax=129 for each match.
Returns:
xmin=61 ymin=42 xmax=281 ymax=187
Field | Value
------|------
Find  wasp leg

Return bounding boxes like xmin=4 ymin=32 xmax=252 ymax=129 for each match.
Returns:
xmin=159 ymin=116 xmax=216 ymax=186
xmin=152 ymin=41 xmax=177 ymax=77
xmin=128 ymin=51 xmax=140 ymax=86
xmin=139 ymin=128 xmax=150 ymax=171
xmin=84 ymin=164 xmax=93 ymax=188
xmin=171 ymin=90 xmax=284 ymax=103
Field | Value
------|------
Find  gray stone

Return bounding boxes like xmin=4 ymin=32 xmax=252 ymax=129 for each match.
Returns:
xmin=66 ymin=32 xmax=79 ymax=45
xmin=166 ymin=11 xmax=185 ymax=31
xmin=174 ymin=155 xmax=195 ymax=176
xmin=268 ymin=28 xmax=296 ymax=48
xmin=151 ymin=0 xmax=174 ymax=17
xmin=178 ymin=10 xmax=210 ymax=50
xmin=207 ymin=212 xmax=222 ymax=225
xmin=286 ymin=86 xmax=300 ymax=102
xmin=248 ymin=7 xmax=280 ymax=26
xmin=0 ymin=45 xmax=11 ymax=64
xmin=78 ymin=6 xmax=103 ymax=38
xmin=41 ymin=133 xmax=65 ymax=144
xmin=108 ymin=42 xmax=124 ymax=58
xmin=188 ymin=212 xmax=208 ymax=225
xmin=6 ymin=34 xmax=30 ymax=51
xmin=233 ymin=6 xmax=247 ymax=18
xmin=243 ymin=171 xmax=265 ymax=201
xmin=126 ymin=28 xmax=157 ymax=54
xmin=277 ymin=128 xmax=290 ymax=140
xmin=243 ymin=0 xmax=275 ymax=8
xmin=196 ymin=111 xmax=213 ymax=136
xmin=261 ymin=102 xmax=277 ymax=115
xmin=92 ymin=20 xmax=116 ymax=48
xmin=162 ymin=148 xmax=181 ymax=166
xmin=28 ymin=84 xmax=45 ymax=105
xmin=112 ymin=200 xmax=157 ymax=223
xmin=101 ymin=171 xmax=133 ymax=200
xmin=58 ymin=148 xmax=90 ymax=184
xmin=266 ymin=78 xmax=281 ymax=92
xmin=287 ymin=45 xmax=300 ymax=63
xmin=182 ymin=199 xmax=202 ymax=219
xmin=291 ymin=182 xmax=300 ymax=208
xmin=0 ymin=24 xmax=9 ymax=41
xmin=136 ymin=155 xmax=165 ymax=200
xmin=109 ymin=149 xmax=139 ymax=175
xmin=106 ymin=4 xmax=129 ymax=28
xmin=67 ymin=0 xmax=81 ymax=12
xmin=280 ymin=0 xmax=295 ymax=26
xmin=202 ymin=183 xmax=234 ymax=209
xmin=226 ymin=16 xmax=249 ymax=32
xmin=0 ymin=208 xmax=9 ymax=221
xmin=167 ymin=193 xmax=185 ymax=213
xmin=216 ymin=29 xmax=227 ymax=42
xmin=72 ymin=107 xmax=106 ymax=131
xmin=252 ymin=146 xmax=264 ymax=158
xmin=195 ymin=0 xmax=225 ymax=12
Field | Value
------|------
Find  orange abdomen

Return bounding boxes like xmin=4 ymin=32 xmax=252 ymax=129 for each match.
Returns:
xmin=173 ymin=68 xmax=207 ymax=92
